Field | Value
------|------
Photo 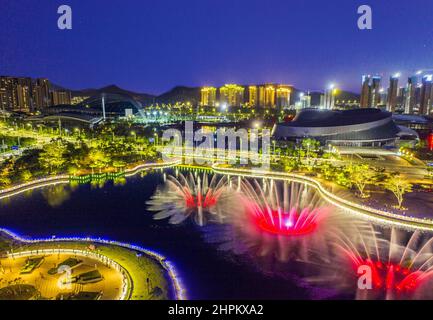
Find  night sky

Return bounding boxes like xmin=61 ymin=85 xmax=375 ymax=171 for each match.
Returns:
xmin=1 ymin=0 xmax=433 ymax=94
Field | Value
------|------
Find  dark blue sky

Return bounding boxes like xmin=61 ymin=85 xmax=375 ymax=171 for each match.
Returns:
xmin=1 ymin=0 xmax=432 ymax=94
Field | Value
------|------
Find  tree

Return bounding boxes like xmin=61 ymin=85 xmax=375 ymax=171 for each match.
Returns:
xmin=427 ymin=167 xmax=433 ymax=180
xmin=0 ymin=175 xmax=11 ymax=188
xmin=301 ymin=138 xmax=320 ymax=160
xmin=283 ymin=157 xmax=300 ymax=172
xmin=334 ymin=166 xmax=352 ymax=188
xmin=67 ymin=165 xmax=79 ymax=177
xmin=113 ymin=160 xmax=126 ymax=172
xmin=383 ymin=173 xmax=413 ymax=209
xmin=348 ymin=164 xmax=377 ymax=198
xmin=319 ymin=162 xmax=336 ymax=180
xmin=20 ymin=170 xmax=32 ymax=183
xmin=39 ymin=140 xmax=67 ymax=174
xmin=87 ymin=149 xmax=111 ymax=173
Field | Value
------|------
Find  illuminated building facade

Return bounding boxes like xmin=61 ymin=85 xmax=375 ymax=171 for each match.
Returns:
xmin=16 ymin=84 xmax=31 ymax=111
xmin=298 ymin=93 xmax=311 ymax=109
xmin=51 ymin=90 xmax=72 ymax=105
xmin=360 ymin=75 xmax=371 ymax=108
xmin=0 ymin=76 xmax=59 ymax=112
xmin=387 ymin=75 xmax=399 ymax=112
xmin=0 ymin=88 xmax=7 ymax=111
xmin=371 ymin=76 xmax=381 ymax=108
xmin=323 ymin=86 xmax=337 ymax=110
xmin=201 ymin=83 xmax=292 ymax=109
xmin=360 ymin=75 xmax=381 ymax=108
xmin=219 ymin=84 xmax=244 ymax=107
xmin=276 ymin=85 xmax=291 ymax=108
xmin=263 ymin=85 xmax=276 ymax=108
xmin=71 ymin=96 xmax=90 ymax=105
xmin=248 ymin=86 xmax=257 ymax=107
xmin=0 ymin=76 xmax=18 ymax=110
xmin=256 ymin=84 xmax=292 ymax=109
xmin=33 ymin=78 xmax=51 ymax=108
xmin=404 ymin=76 xmax=418 ymax=114
xmin=420 ymin=75 xmax=433 ymax=116
xmin=200 ymin=87 xmax=217 ymax=107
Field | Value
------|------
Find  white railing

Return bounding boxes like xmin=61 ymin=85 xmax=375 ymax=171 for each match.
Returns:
xmin=0 ymin=228 xmax=186 ymax=300
xmin=211 ymin=164 xmax=433 ymax=231
xmin=7 ymin=248 xmax=132 ymax=300
xmin=0 ymin=160 xmax=181 ymax=200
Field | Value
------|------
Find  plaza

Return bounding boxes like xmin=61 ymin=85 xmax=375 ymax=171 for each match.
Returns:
xmin=0 ymin=251 xmax=125 ymax=300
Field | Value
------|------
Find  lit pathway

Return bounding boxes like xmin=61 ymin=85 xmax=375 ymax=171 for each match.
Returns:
xmin=210 ymin=164 xmax=433 ymax=231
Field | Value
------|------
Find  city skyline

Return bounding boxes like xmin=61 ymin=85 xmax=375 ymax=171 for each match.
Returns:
xmin=1 ymin=0 xmax=433 ymax=94
xmin=2 ymin=0 xmax=433 ymax=307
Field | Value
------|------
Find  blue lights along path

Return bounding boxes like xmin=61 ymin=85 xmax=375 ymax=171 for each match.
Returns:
xmin=0 ymin=227 xmax=187 ymax=300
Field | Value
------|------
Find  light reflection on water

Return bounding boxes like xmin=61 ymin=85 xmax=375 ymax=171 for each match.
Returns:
xmin=0 ymin=169 xmax=315 ymax=299
xmin=1 ymin=168 xmax=430 ymax=300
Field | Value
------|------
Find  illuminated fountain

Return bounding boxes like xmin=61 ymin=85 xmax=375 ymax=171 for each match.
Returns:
xmin=147 ymin=172 xmax=233 ymax=226
xmin=204 ymin=178 xmax=356 ymax=263
xmin=241 ymin=179 xmax=327 ymax=237
xmin=327 ymin=227 xmax=433 ymax=300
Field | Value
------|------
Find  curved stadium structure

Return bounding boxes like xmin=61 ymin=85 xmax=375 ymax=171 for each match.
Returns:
xmin=44 ymin=93 xmax=145 ymax=118
xmin=272 ymin=108 xmax=418 ymax=147
xmin=82 ymin=93 xmax=145 ymax=118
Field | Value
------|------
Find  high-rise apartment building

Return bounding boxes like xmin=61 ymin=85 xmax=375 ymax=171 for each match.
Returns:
xmin=420 ymin=75 xmax=433 ymax=115
xmin=16 ymin=84 xmax=31 ymax=111
xmin=0 ymin=76 xmax=54 ymax=111
xmin=298 ymin=92 xmax=311 ymax=109
xmin=360 ymin=75 xmax=371 ymax=108
xmin=404 ymin=76 xmax=418 ymax=114
xmin=387 ymin=74 xmax=399 ymax=112
xmin=323 ymin=85 xmax=337 ymax=110
xmin=276 ymin=85 xmax=291 ymax=109
xmin=200 ymin=87 xmax=217 ymax=107
xmin=0 ymin=76 xmax=18 ymax=110
xmin=360 ymin=75 xmax=381 ymax=108
xmin=219 ymin=84 xmax=244 ymax=107
xmin=51 ymin=90 xmax=72 ymax=106
xmin=0 ymin=88 xmax=7 ymax=111
xmin=34 ymin=78 xmax=51 ymax=108
xmin=248 ymin=86 xmax=257 ymax=107
xmin=370 ymin=76 xmax=381 ymax=108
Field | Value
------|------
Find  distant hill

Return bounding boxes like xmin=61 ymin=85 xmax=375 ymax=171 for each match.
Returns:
xmin=156 ymin=86 xmax=200 ymax=105
xmin=335 ymin=90 xmax=360 ymax=101
xmin=65 ymin=83 xmax=360 ymax=107
xmin=70 ymin=85 xmax=155 ymax=105
xmin=70 ymin=84 xmax=201 ymax=106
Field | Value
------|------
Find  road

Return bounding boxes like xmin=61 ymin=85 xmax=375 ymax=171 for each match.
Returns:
xmin=159 ymin=145 xmax=431 ymax=183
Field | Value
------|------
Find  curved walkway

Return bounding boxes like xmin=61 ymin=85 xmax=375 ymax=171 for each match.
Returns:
xmin=0 ymin=159 xmax=185 ymax=300
xmin=5 ymin=249 xmax=130 ymax=300
xmin=0 ymin=228 xmax=186 ymax=300
xmin=211 ymin=164 xmax=433 ymax=231
xmin=0 ymin=160 xmax=181 ymax=200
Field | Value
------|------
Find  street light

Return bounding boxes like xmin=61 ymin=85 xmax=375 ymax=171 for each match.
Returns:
xmin=154 ymin=133 xmax=158 ymax=146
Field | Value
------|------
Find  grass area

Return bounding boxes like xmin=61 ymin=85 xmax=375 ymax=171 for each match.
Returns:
xmin=74 ymin=270 xmax=103 ymax=284
xmin=57 ymin=291 xmax=102 ymax=300
xmin=0 ymin=284 xmax=39 ymax=300
xmin=20 ymin=257 xmax=44 ymax=274
xmin=48 ymin=257 xmax=83 ymax=275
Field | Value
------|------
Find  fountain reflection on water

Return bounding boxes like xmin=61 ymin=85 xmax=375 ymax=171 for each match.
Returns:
xmin=148 ymin=169 xmax=433 ymax=300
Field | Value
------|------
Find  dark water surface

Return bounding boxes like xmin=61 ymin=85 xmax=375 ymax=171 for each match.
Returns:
xmin=0 ymin=170 xmax=314 ymax=299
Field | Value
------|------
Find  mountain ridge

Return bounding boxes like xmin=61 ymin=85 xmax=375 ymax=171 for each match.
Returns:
xmin=66 ymin=84 xmax=359 ymax=106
